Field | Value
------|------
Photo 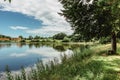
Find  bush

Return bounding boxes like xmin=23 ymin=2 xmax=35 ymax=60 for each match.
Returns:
xmin=53 ymin=32 xmax=67 ymax=40
xmin=20 ymin=39 xmax=26 ymax=42
xmin=31 ymin=39 xmax=40 ymax=42
xmin=71 ymin=34 xmax=82 ymax=42
xmin=99 ymin=37 xmax=111 ymax=44
xmin=62 ymin=37 xmax=70 ymax=42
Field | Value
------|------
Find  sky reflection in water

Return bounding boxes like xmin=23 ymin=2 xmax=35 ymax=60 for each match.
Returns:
xmin=0 ymin=43 xmax=73 ymax=72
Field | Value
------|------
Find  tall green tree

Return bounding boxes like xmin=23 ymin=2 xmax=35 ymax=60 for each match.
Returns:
xmin=59 ymin=0 xmax=120 ymax=54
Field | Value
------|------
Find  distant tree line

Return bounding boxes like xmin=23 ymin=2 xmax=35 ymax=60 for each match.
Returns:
xmin=0 ymin=34 xmax=11 ymax=39
xmin=2 ymin=32 xmax=120 ymax=43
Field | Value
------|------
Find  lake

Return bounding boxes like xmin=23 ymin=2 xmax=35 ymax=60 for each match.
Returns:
xmin=0 ymin=42 xmax=80 ymax=72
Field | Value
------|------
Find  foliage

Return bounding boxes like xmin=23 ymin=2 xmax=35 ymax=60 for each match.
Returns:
xmin=31 ymin=39 xmax=40 ymax=42
xmin=53 ymin=32 xmax=67 ymax=40
xmin=59 ymin=0 xmax=120 ymax=53
xmin=70 ymin=34 xmax=83 ymax=42
xmin=59 ymin=0 xmax=120 ymax=40
xmin=0 ymin=34 xmax=11 ymax=39
xmin=62 ymin=37 xmax=70 ymax=42
xmin=19 ymin=35 xmax=23 ymax=39
xmin=34 ymin=35 xmax=40 ymax=39
xmin=6 ymin=65 xmax=13 ymax=80
xmin=99 ymin=37 xmax=111 ymax=44
xmin=20 ymin=39 xmax=26 ymax=42
xmin=28 ymin=35 xmax=33 ymax=40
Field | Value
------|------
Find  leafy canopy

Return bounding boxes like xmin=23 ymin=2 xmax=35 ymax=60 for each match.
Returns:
xmin=59 ymin=0 xmax=120 ymax=41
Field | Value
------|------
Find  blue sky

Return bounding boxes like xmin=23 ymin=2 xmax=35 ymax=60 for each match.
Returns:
xmin=0 ymin=0 xmax=73 ymax=37
xmin=0 ymin=11 xmax=42 ymax=37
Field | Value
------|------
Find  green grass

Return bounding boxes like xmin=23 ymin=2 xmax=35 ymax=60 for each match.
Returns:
xmin=5 ymin=44 xmax=120 ymax=80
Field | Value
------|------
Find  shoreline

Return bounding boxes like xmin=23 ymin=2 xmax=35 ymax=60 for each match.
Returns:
xmin=0 ymin=49 xmax=73 ymax=80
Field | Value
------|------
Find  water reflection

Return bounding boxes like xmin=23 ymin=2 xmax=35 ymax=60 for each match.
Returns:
xmin=0 ymin=42 xmax=90 ymax=72
xmin=0 ymin=42 xmax=81 ymax=72
xmin=0 ymin=42 xmax=82 ymax=52
xmin=0 ymin=43 xmax=12 ymax=49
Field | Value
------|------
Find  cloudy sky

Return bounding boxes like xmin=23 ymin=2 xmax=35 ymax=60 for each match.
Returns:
xmin=0 ymin=0 xmax=73 ymax=37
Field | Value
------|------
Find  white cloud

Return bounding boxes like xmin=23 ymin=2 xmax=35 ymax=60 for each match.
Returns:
xmin=10 ymin=53 xmax=27 ymax=57
xmin=0 ymin=0 xmax=73 ymax=36
xmin=26 ymin=47 xmax=72 ymax=58
xmin=10 ymin=47 xmax=73 ymax=59
xmin=10 ymin=26 xmax=28 ymax=30
xmin=26 ymin=26 xmax=72 ymax=36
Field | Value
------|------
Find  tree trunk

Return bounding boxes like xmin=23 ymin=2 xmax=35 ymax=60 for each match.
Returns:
xmin=111 ymin=32 xmax=117 ymax=54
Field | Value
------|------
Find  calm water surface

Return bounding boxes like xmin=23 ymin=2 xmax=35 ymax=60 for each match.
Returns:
xmin=0 ymin=43 xmax=77 ymax=72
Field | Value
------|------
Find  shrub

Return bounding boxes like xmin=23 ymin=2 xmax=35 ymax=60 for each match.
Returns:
xmin=53 ymin=33 xmax=67 ymax=40
xmin=20 ymin=39 xmax=26 ymax=42
xmin=31 ymin=39 xmax=40 ymax=42
xmin=99 ymin=37 xmax=111 ymax=44
xmin=71 ymin=34 xmax=82 ymax=42
xmin=62 ymin=37 xmax=70 ymax=42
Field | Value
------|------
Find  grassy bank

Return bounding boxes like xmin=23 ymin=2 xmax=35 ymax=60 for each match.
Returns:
xmin=6 ymin=44 xmax=120 ymax=80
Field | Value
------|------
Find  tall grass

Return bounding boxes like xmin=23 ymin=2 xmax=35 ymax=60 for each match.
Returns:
xmin=5 ymin=44 xmax=120 ymax=80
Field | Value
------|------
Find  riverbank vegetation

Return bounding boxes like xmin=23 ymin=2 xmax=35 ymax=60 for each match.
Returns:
xmin=0 ymin=33 xmax=115 ymax=44
xmin=5 ymin=44 xmax=120 ymax=80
